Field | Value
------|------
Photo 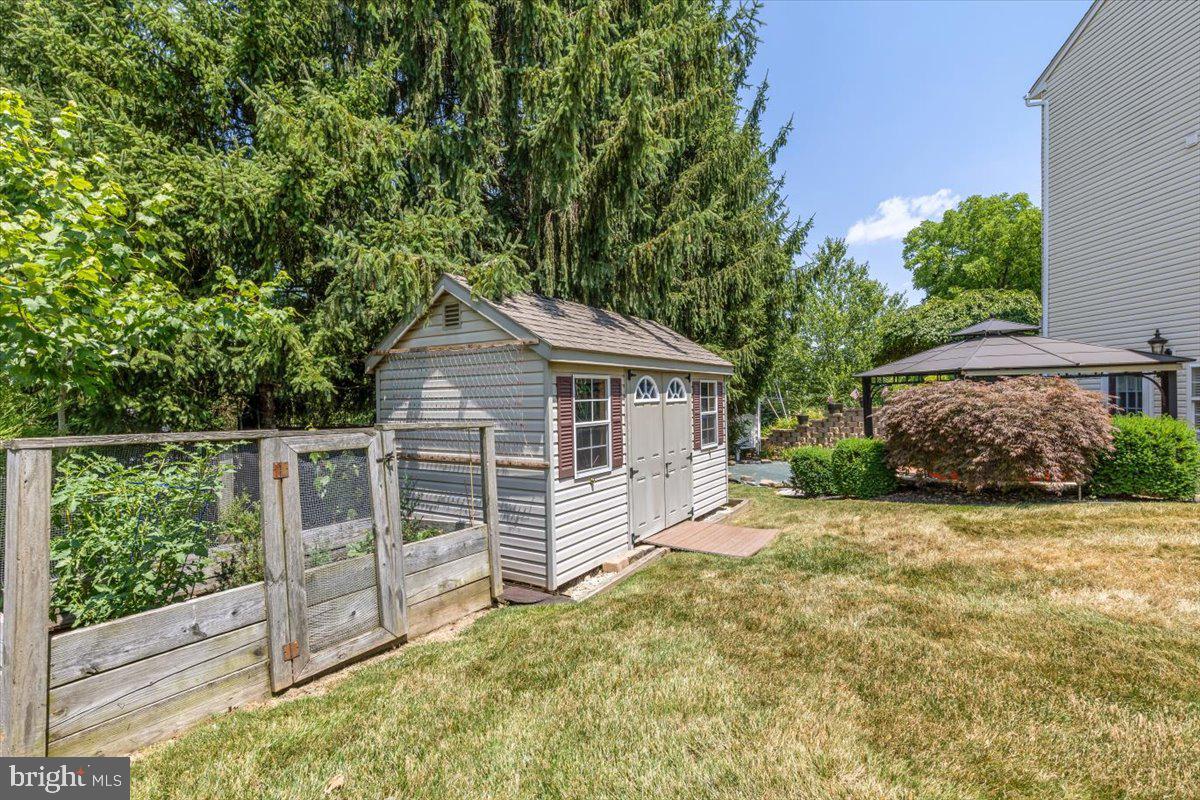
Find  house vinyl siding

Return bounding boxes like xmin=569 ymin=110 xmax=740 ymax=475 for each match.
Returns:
xmin=1038 ymin=0 xmax=1200 ymax=420
xmin=549 ymin=365 xmax=631 ymax=586
xmin=376 ymin=295 xmax=551 ymax=586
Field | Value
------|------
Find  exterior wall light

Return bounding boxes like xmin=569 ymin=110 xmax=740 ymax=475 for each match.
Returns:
xmin=1147 ymin=329 xmax=1168 ymax=355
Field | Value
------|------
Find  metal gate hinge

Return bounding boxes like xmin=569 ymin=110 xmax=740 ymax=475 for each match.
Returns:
xmin=282 ymin=640 xmax=300 ymax=661
xmin=272 ymin=461 xmax=289 ymax=480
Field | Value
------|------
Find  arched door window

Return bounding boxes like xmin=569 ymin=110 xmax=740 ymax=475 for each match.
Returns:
xmin=665 ymin=377 xmax=687 ymax=402
xmin=634 ymin=376 xmax=660 ymax=403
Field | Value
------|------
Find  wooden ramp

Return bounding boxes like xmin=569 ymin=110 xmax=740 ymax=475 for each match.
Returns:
xmin=643 ymin=520 xmax=779 ymax=558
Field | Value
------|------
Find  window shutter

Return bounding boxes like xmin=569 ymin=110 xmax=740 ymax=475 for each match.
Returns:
xmin=692 ymin=381 xmax=702 ymax=450
xmin=610 ymin=378 xmax=624 ymax=468
xmin=557 ymin=376 xmax=574 ymax=479
xmin=717 ymin=382 xmax=725 ymax=445
xmin=1107 ymin=374 xmax=1117 ymax=413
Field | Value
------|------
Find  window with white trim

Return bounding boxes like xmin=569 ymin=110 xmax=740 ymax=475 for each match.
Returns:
xmin=574 ymin=377 xmax=610 ymax=475
xmin=665 ymin=377 xmax=686 ymax=402
xmin=699 ymin=381 xmax=718 ymax=447
xmin=1191 ymin=366 xmax=1200 ymax=428
xmin=634 ymin=376 xmax=660 ymax=403
xmin=1114 ymin=374 xmax=1143 ymax=414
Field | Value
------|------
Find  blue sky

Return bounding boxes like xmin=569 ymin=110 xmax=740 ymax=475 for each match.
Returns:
xmin=745 ymin=0 xmax=1091 ymax=301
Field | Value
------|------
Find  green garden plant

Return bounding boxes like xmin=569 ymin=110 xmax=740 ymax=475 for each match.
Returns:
xmin=1090 ymin=415 xmax=1200 ymax=501
xmin=50 ymin=443 xmax=231 ymax=627
xmin=831 ymin=438 xmax=896 ymax=499
xmin=789 ymin=446 xmax=835 ymax=497
xmin=213 ymin=495 xmax=265 ymax=590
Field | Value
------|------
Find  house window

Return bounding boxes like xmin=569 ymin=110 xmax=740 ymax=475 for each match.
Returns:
xmin=1191 ymin=366 xmax=1200 ymax=428
xmin=574 ymin=377 xmax=610 ymax=475
xmin=634 ymin=376 xmax=659 ymax=403
xmin=699 ymin=381 xmax=718 ymax=447
xmin=665 ymin=377 xmax=687 ymax=402
xmin=1114 ymin=374 xmax=1143 ymax=414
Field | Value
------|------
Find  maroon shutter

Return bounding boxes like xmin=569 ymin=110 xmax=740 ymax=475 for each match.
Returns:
xmin=717 ymin=381 xmax=725 ymax=445
xmin=610 ymin=378 xmax=624 ymax=468
xmin=692 ymin=381 xmax=702 ymax=450
xmin=556 ymin=376 xmax=574 ymax=479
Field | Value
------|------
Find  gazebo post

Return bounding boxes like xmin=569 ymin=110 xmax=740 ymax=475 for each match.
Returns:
xmin=861 ymin=376 xmax=874 ymax=438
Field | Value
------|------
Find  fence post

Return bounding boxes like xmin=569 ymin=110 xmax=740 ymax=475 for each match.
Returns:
xmin=1 ymin=448 xmax=51 ymax=756
xmin=258 ymin=436 xmax=296 ymax=693
xmin=374 ymin=429 xmax=408 ymax=638
xmin=478 ymin=426 xmax=503 ymax=600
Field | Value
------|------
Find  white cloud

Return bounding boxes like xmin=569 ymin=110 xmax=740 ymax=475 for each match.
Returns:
xmin=846 ymin=188 xmax=959 ymax=245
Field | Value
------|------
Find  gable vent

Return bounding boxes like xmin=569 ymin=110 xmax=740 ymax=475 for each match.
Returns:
xmin=443 ymin=300 xmax=461 ymax=328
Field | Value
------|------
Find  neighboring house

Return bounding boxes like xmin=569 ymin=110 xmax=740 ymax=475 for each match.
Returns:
xmin=367 ymin=273 xmax=731 ymax=590
xmin=1026 ymin=0 xmax=1200 ymax=423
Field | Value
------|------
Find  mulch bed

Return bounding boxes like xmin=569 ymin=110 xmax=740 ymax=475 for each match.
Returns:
xmin=873 ymin=486 xmax=1080 ymax=506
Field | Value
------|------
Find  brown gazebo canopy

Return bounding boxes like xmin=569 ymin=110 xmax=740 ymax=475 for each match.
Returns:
xmin=857 ymin=319 xmax=1192 ymax=436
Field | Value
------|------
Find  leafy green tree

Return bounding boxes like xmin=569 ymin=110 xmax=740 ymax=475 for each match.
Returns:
xmin=2 ymin=0 xmax=806 ymax=425
xmin=0 ymin=89 xmax=323 ymax=432
xmin=902 ymin=193 xmax=1042 ymax=297
xmin=877 ymin=288 xmax=1042 ymax=363
xmin=769 ymin=238 xmax=902 ymax=413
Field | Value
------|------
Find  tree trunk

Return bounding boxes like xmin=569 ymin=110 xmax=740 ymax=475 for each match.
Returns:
xmin=256 ymin=383 xmax=277 ymax=429
xmin=56 ymin=385 xmax=67 ymax=434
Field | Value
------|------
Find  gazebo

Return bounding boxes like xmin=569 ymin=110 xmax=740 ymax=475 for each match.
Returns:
xmin=857 ymin=319 xmax=1193 ymax=437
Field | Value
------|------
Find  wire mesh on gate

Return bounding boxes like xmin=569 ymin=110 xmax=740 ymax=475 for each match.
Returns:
xmin=44 ymin=439 xmax=263 ymax=631
xmin=295 ymin=447 xmax=376 ymax=568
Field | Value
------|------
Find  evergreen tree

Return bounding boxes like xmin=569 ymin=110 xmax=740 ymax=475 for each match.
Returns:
xmin=1 ymin=0 xmax=805 ymax=427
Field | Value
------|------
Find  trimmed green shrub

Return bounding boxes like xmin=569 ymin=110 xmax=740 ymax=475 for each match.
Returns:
xmin=879 ymin=376 xmax=1113 ymax=490
xmin=831 ymin=438 xmax=896 ymax=498
xmin=789 ymin=446 xmax=835 ymax=497
xmin=1090 ymin=415 xmax=1200 ymax=501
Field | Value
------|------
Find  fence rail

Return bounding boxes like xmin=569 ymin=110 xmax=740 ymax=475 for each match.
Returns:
xmin=0 ymin=424 xmax=502 ymax=756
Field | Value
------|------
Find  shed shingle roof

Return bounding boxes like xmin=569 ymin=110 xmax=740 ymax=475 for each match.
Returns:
xmin=487 ymin=290 xmax=731 ymax=368
xmin=367 ymin=273 xmax=733 ymax=373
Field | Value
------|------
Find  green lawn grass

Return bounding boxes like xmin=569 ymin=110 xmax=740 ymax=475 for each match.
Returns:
xmin=132 ymin=486 xmax=1200 ymax=799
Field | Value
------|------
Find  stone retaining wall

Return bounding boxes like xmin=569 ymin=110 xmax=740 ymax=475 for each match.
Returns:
xmin=764 ymin=409 xmax=884 ymax=451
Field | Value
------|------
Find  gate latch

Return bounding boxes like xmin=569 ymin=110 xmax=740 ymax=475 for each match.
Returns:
xmin=272 ymin=461 xmax=289 ymax=480
xmin=282 ymin=640 xmax=300 ymax=661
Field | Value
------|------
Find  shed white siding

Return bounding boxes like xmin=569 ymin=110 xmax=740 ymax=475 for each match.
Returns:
xmin=691 ymin=372 xmax=729 ymax=517
xmin=548 ymin=365 xmax=631 ymax=587
xmin=1037 ymin=0 xmax=1200 ymax=421
xmin=376 ymin=295 xmax=551 ymax=586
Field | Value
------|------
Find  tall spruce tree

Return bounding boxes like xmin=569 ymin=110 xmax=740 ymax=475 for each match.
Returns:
xmin=1 ymin=0 xmax=806 ymax=427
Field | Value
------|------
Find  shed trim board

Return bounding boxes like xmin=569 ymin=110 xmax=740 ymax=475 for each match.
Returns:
xmin=372 ymin=274 xmax=730 ymax=589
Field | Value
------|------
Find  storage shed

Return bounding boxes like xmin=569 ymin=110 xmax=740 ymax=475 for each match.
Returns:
xmin=367 ymin=273 xmax=732 ymax=589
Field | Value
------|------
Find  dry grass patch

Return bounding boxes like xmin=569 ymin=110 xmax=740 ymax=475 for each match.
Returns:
xmin=131 ymin=486 xmax=1200 ymax=799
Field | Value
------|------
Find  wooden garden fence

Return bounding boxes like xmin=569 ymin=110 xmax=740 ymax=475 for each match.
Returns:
xmin=0 ymin=423 xmax=503 ymax=756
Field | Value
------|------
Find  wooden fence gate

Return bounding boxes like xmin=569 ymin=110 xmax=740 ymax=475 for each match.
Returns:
xmin=262 ymin=431 xmax=409 ymax=691
xmin=0 ymin=423 xmax=503 ymax=756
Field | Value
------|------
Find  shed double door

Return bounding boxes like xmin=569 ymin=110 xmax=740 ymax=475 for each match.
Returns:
xmin=628 ymin=373 xmax=693 ymax=540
